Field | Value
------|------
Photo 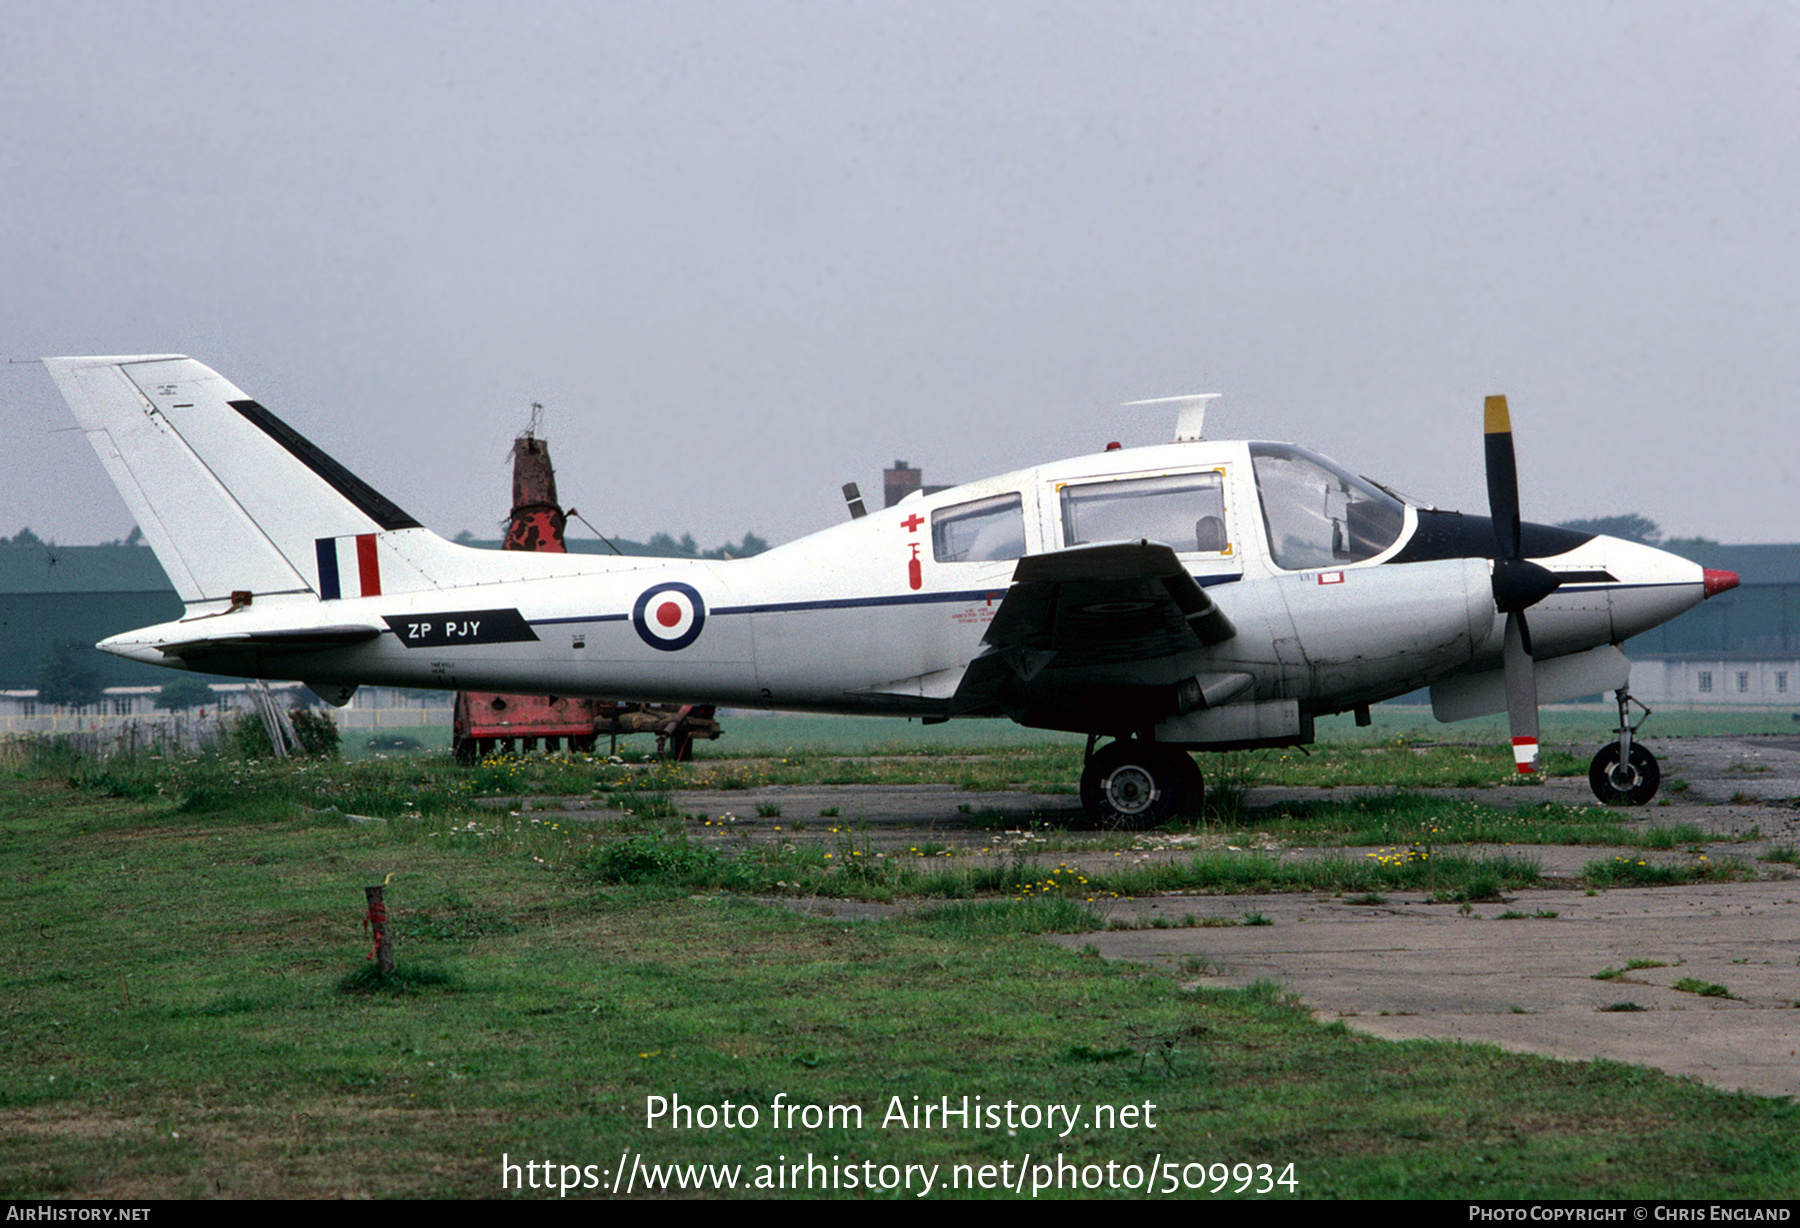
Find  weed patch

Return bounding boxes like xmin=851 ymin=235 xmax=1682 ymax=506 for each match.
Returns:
xmin=913 ymin=897 xmax=1100 ymax=937
xmin=1673 ymin=978 xmax=1734 ymax=999
xmin=1583 ymin=857 xmax=1751 ymax=889
xmin=578 ymin=835 xmax=723 ymax=887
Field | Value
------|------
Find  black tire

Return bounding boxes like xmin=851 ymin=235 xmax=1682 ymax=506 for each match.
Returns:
xmin=1589 ymin=742 xmax=1660 ymax=806
xmin=1079 ymin=740 xmax=1184 ymax=829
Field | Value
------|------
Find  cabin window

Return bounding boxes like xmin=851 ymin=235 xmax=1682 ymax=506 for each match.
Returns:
xmin=931 ymin=493 xmax=1026 ymax=563
xmin=1059 ymin=472 xmax=1230 ymax=554
xmin=1249 ymin=443 xmax=1405 ymax=571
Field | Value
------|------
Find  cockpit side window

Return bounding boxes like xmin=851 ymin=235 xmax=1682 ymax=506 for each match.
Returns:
xmin=931 ymin=493 xmax=1027 ymax=563
xmin=1249 ymin=444 xmax=1404 ymax=570
xmin=1060 ymin=472 xmax=1230 ymax=554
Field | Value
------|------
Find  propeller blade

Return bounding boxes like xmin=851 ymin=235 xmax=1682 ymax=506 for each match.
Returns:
xmin=1483 ymin=394 xmax=1522 ymax=560
xmin=1502 ymin=611 xmax=1540 ymax=774
xmin=1487 ymin=397 xmax=1547 ymax=778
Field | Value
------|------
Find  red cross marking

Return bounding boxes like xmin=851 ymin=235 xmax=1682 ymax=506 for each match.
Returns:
xmin=901 ymin=514 xmax=924 ymax=532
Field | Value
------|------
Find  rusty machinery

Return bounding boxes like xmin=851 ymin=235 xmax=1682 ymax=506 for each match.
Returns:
xmin=451 ymin=424 xmax=721 ymax=762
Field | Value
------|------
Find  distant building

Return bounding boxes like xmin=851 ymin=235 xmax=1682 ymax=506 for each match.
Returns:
xmin=882 ymin=460 xmax=952 ymax=508
xmin=0 ymin=678 xmax=451 ymax=736
xmin=884 ymin=460 xmax=921 ymax=508
xmin=1625 ymin=543 xmax=1800 ymax=708
xmin=0 ymin=545 xmax=182 ymax=691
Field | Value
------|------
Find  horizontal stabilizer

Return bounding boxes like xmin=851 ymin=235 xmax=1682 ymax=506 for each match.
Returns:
xmin=149 ymin=625 xmax=383 ymax=661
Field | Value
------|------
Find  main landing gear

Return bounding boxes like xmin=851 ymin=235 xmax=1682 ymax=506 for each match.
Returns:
xmin=1079 ymin=736 xmax=1203 ymax=828
xmin=1588 ymin=687 xmax=1660 ymax=806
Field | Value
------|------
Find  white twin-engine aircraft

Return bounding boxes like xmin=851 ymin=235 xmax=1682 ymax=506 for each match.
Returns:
xmin=44 ymin=356 xmax=1738 ymax=825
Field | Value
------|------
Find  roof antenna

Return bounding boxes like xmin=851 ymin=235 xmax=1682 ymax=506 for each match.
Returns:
xmin=1125 ymin=394 xmax=1221 ymax=443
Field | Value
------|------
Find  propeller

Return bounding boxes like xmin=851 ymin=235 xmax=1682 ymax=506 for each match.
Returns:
xmin=1484 ymin=395 xmax=1562 ymax=775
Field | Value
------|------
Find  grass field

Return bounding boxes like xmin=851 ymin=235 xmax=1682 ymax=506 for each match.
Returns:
xmin=3 ymin=737 xmax=1798 ymax=1199
xmin=347 ymin=702 xmax=1800 ymax=760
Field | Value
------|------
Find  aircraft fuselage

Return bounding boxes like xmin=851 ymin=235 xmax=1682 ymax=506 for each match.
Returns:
xmin=96 ymin=436 xmax=1710 ymax=740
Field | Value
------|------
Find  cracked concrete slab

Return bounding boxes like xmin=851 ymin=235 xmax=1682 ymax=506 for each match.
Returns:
xmin=1048 ymin=881 xmax=1800 ymax=1099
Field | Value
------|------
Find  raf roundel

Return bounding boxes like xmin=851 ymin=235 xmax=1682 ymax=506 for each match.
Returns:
xmin=632 ymin=582 xmax=706 ymax=651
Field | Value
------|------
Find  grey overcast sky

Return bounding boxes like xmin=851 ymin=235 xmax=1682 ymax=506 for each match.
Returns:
xmin=3 ymin=1 xmax=1796 ymax=550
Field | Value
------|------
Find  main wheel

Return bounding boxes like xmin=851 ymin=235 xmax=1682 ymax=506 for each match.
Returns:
xmin=1080 ymin=740 xmax=1184 ymax=829
xmin=1589 ymin=742 xmax=1660 ymax=806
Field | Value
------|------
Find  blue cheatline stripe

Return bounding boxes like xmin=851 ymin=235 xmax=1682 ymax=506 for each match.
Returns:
xmin=522 ymin=573 xmax=1245 ymax=630
xmin=523 ymin=613 xmax=630 ymax=628
xmin=712 ymin=589 xmax=1005 ymax=617
xmin=522 ymin=590 xmax=995 ymax=631
xmin=315 ymin=538 xmax=341 ymax=601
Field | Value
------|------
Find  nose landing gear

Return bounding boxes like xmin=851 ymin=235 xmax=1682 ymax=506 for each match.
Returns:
xmin=1589 ymin=687 xmax=1660 ymax=806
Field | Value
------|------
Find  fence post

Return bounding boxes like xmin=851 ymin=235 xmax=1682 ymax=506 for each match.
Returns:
xmin=363 ymin=883 xmax=394 ymax=977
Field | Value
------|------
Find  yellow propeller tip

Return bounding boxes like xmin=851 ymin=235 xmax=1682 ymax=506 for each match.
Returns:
xmin=1483 ymin=394 xmax=1511 ymax=434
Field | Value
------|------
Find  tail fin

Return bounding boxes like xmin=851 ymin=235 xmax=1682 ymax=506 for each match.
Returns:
xmin=45 ymin=356 xmax=481 ymax=610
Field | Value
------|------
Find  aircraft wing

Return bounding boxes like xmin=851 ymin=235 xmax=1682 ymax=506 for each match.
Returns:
xmin=951 ymin=541 xmax=1236 ymax=712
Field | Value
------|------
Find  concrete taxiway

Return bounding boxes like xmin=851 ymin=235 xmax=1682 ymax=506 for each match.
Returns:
xmin=631 ymin=735 xmax=1800 ymax=1100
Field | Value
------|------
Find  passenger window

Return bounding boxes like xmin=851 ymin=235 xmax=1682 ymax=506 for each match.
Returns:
xmin=932 ymin=493 xmax=1027 ymax=563
xmin=1060 ymin=472 xmax=1230 ymax=554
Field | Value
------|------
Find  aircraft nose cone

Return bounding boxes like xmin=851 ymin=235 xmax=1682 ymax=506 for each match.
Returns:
xmin=1703 ymin=569 xmax=1740 ymax=598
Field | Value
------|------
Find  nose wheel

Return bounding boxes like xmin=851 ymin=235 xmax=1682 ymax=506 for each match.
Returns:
xmin=1589 ymin=742 xmax=1660 ymax=806
xmin=1588 ymin=687 xmax=1660 ymax=806
xmin=1079 ymin=738 xmax=1197 ymax=828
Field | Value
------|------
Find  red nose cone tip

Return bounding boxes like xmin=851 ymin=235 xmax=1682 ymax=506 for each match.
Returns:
xmin=1703 ymin=569 xmax=1740 ymax=598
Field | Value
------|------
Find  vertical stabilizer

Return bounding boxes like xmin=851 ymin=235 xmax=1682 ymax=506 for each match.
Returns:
xmin=44 ymin=355 xmax=430 ymax=609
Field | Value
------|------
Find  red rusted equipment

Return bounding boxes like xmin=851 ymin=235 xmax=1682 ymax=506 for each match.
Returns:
xmin=452 ymin=425 xmax=721 ymax=762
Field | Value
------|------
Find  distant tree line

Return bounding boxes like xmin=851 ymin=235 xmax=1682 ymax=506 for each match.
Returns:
xmin=448 ymin=527 xmax=769 ymax=558
xmin=643 ymin=532 xmax=770 ymax=560
xmin=1553 ymin=515 xmax=1719 ymax=554
xmin=10 ymin=522 xmax=766 ymax=558
xmin=4 ymin=526 xmax=145 ymax=547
